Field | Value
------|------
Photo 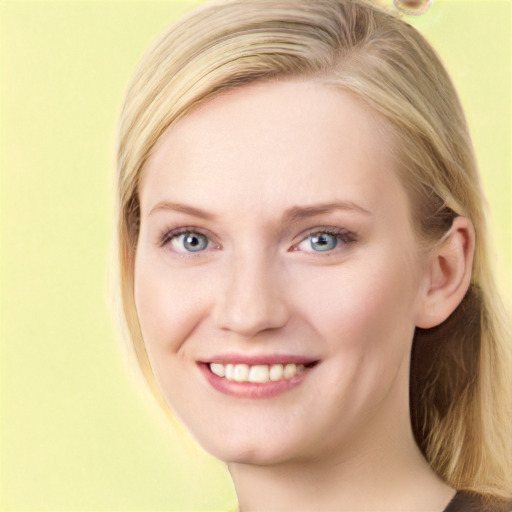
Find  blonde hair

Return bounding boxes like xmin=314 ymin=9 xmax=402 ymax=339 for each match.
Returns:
xmin=114 ymin=0 xmax=512 ymax=501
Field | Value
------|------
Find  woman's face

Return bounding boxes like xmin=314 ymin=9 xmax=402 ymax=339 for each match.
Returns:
xmin=134 ymin=80 xmax=428 ymax=465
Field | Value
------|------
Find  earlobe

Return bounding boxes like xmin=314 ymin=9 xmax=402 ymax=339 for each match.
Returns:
xmin=415 ymin=216 xmax=475 ymax=329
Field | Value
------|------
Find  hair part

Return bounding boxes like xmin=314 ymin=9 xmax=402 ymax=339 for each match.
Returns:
xmin=114 ymin=0 xmax=512 ymax=501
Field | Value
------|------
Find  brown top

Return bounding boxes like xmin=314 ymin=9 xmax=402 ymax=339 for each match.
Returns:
xmin=230 ymin=492 xmax=512 ymax=511
xmin=444 ymin=491 xmax=512 ymax=512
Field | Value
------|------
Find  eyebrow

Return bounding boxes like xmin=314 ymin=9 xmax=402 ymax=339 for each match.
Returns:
xmin=281 ymin=201 xmax=373 ymax=224
xmin=148 ymin=200 xmax=372 ymax=222
xmin=148 ymin=201 xmax=217 ymax=220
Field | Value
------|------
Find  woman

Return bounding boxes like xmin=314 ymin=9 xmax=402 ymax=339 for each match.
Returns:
xmin=114 ymin=0 xmax=512 ymax=510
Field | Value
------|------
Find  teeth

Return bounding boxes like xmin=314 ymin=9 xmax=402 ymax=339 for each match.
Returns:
xmin=209 ymin=362 xmax=308 ymax=383
xmin=284 ymin=363 xmax=297 ymax=378
xmin=210 ymin=363 xmax=225 ymax=377
xmin=248 ymin=365 xmax=269 ymax=383
xmin=233 ymin=364 xmax=249 ymax=382
xmin=269 ymin=363 xmax=283 ymax=381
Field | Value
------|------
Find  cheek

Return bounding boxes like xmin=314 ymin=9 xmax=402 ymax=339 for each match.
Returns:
xmin=300 ymin=254 xmax=419 ymax=424
xmin=295 ymin=250 xmax=419 ymax=357
xmin=133 ymin=254 xmax=208 ymax=355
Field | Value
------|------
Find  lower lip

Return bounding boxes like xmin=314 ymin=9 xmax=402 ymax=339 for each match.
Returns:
xmin=199 ymin=363 xmax=314 ymax=399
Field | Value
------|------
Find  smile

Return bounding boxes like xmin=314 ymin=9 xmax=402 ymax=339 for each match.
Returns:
xmin=210 ymin=362 xmax=306 ymax=383
xmin=199 ymin=357 xmax=319 ymax=399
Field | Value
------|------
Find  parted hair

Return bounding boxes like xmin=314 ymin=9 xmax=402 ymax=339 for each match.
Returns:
xmin=114 ymin=0 xmax=512 ymax=501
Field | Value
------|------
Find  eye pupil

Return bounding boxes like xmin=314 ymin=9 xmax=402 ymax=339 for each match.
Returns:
xmin=184 ymin=233 xmax=208 ymax=252
xmin=311 ymin=233 xmax=337 ymax=251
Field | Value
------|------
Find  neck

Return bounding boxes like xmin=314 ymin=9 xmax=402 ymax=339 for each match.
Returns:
xmin=228 ymin=391 xmax=454 ymax=511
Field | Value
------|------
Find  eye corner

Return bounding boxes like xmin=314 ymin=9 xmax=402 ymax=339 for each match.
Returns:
xmin=291 ymin=227 xmax=357 ymax=255
xmin=159 ymin=227 xmax=219 ymax=256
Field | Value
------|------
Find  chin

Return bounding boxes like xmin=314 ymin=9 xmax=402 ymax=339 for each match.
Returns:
xmin=194 ymin=428 xmax=305 ymax=466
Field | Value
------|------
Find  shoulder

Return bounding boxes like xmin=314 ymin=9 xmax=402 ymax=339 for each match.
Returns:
xmin=444 ymin=491 xmax=512 ymax=512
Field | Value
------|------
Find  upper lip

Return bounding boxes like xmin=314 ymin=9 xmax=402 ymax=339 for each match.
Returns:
xmin=199 ymin=354 xmax=320 ymax=366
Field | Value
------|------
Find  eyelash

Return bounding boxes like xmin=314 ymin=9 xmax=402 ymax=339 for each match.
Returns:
xmin=159 ymin=227 xmax=218 ymax=252
xmin=158 ymin=226 xmax=357 ymax=255
xmin=293 ymin=227 xmax=357 ymax=253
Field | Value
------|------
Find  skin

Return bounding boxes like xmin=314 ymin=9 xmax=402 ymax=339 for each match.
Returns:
xmin=134 ymin=80 xmax=473 ymax=511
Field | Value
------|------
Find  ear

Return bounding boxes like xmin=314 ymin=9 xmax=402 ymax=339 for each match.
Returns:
xmin=415 ymin=216 xmax=475 ymax=329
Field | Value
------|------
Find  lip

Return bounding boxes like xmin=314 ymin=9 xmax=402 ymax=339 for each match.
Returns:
xmin=198 ymin=355 xmax=320 ymax=399
xmin=201 ymin=354 xmax=318 ymax=366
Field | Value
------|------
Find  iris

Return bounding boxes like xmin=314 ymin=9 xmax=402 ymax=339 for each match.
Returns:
xmin=180 ymin=232 xmax=209 ymax=252
xmin=310 ymin=233 xmax=338 ymax=252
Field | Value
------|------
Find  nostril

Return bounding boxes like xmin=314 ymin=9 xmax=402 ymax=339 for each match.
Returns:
xmin=213 ymin=289 xmax=289 ymax=336
xmin=212 ymin=258 xmax=291 ymax=337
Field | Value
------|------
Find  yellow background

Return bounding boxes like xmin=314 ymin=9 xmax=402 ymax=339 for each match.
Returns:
xmin=0 ymin=1 xmax=510 ymax=511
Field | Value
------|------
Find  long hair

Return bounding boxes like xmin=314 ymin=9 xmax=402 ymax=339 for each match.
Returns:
xmin=114 ymin=0 xmax=512 ymax=500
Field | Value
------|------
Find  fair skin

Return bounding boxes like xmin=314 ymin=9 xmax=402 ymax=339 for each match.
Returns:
xmin=134 ymin=80 xmax=474 ymax=511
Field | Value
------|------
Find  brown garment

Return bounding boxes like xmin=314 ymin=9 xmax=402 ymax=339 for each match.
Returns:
xmin=444 ymin=491 xmax=512 ymax=512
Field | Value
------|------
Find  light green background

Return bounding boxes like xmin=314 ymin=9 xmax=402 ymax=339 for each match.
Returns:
xmin=0 ymin=1 xmax=510 ymax=511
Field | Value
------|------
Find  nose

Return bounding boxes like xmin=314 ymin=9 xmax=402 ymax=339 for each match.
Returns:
xmin=212 ymin=254 xmax=290 ymax=338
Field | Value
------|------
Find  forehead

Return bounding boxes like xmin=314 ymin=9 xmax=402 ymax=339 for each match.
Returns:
xmin=139 ymin=80 xmax=405 ymax=221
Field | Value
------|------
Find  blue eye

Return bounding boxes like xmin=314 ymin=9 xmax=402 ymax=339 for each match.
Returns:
xmin=302 ymin=232 xmax=338 ymax=252
xmin=309 ymin=232 xmax=338 ymax=251
xmin=169 ymin=231 xmax=210 ymax=253
xmin=295 ymin=229 xmax=354 ymax=253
